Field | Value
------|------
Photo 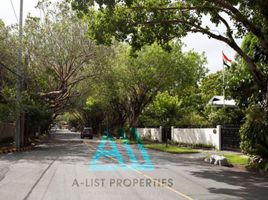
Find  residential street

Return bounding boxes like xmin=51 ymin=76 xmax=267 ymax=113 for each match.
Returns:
xmin=0 ymin=130 xmax=267 ymax=200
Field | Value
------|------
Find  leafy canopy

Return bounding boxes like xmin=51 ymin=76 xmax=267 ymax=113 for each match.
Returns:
xmin=71 ymin=0 xmax=268 ymax=99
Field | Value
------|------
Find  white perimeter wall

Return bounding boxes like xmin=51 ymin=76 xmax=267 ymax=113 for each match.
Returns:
xmin=137 ymin=128 xmax=162 ymax=143
xmin=171 ymin=126 xmax=221 ymax=150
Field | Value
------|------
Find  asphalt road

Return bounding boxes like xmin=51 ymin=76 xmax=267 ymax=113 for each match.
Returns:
xmin=0 ymin=130 xmax=267 ymax=200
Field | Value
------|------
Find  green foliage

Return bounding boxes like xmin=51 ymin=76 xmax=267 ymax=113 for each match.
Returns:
xmin=139 ymin=90 xmax=209 ymax=127
xmin=139 ymin=91 xmax=181 ymax=126
xmin=200 ymin=72 xmax=223 ymax=103
xmin=226 ymin=34 xmax=268 ymax=158
xmin=241 ymin=33 xmax=268 ymax=68
xmin=61 ymin=112 xmax=80 ymax=129
xmin=145 ymin=144 xmax=199 ymax=154
xmin=0 ymin=86 xmax=17 ymax=122
xmin=23 ymin=0 xmax=109 ymax=115
xmin=176 ymin=112 xmax=209 ymax=128
xmin=83 ymin=97 xmax=105 ymax=128
xmin=72 ymin=1 xmax=268 ymax=138
xmin=0 ymin=20 xmax=18 ymax=123
xmin=204 ymin=106 xmax=244 ymax=126
xmin=0 ymin=19 xmax=17 ymax=74
xmin=0 ymin=103 xmax=15 ymax=123
xmin=240 ymin=106 xmax=268 ymax=158
xmin=72 ymin=0 xmax=268 ymax=58
xmin=72 ymin=40 xmax=207 ymax=131
xmin=170 ymin=140 xmax=215 ymax=149
xmin=198 ymin=70 xmax=244 ymax=126
xmin=221 ymin=154 xmax=249 ymax=166
xmin=228 ymin=34 xmax=266 ymax=108
xmin=247 ymin=156 xmax=268 ymax=172
xmin=24 ymin=103 xmax=53 ymax=133
xmin=90 ymin=42 xmax=207 ymax=127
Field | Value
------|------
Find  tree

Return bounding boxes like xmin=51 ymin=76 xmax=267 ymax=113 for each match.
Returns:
xmin=200 ymin=72 xmax=224 ymax=104
xmin=0 ymin=1 xmax=112 ymax=144
xmin=73 ymin=96 xmax=106 ymax=133
xmin=0 ymin=20 xmax=17 ymax=79
xmin=23 ymin=1 xmax=108 ymax=117
xmin=0 ymin=20 xmax=54 ymax=144
xmin=0 ymin=20 xmax=18 ymax=123
xmin=228 ymin=33 xmax=266 ymax=108
xmin=199 ymin=71 xmax=244 ymax=126
xmin=227 ymin=34 xmax=268 ymax=157
xmin=71 ymin=0 xmax=268 ymax=111
xmin=86 ymin=42 xmax=206 ymax=129
xmin=139 ymin=91 xmax=182 ymax=127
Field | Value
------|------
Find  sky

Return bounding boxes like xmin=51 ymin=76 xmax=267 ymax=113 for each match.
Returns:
xmin=0 ymin=0 xmax=241 ymax=73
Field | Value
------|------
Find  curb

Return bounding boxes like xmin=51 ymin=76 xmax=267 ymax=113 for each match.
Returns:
xmin=0 ymin=145 xmax=35 ymax=154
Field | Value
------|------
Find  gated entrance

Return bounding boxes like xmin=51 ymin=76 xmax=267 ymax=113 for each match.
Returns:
xmin=221 ymin=125 xmax=240 ymax=150
xmin=162 ymin=126 xmax=171 ymax=143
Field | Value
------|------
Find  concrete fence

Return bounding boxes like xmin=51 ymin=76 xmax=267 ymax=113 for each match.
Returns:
xmin=171 ymin=125 xmax=221 ymax=150
xmin=137 ymin=126 xmax=222 ymax=150
xmin=0 ymin=123 xmax=15 ymax=142
xmin=137 ymin=127 xmax=162 ymax=143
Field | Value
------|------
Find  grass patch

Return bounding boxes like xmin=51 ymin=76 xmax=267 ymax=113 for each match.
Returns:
xmin=119 ymin=138 xmax=157 ymax=145
xmin=222 ymin=154 xmax=249 ymax=165
xmin=144 ymin=144 xmax=199 ymax=154
xmin=169 ymin=141 xmax=215 ymax=150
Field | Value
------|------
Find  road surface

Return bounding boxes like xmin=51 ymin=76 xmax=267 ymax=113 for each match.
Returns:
xmin=0 ymin=130 xmax=267 ymax=200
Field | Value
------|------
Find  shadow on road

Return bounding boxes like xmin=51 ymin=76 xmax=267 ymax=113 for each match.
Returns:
xmin=188 ymin=168 xmax=268 ymax=200
xmin=1 ymin=132 xmax=268 ymax=200
xmin=0 ymin=132 xmax=93 ymax=165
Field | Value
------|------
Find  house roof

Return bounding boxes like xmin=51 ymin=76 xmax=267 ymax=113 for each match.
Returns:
xmin=208 ymin=96 xmax=237 ymax=108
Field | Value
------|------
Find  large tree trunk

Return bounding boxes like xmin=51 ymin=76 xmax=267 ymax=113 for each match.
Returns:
xmin=129 ymin=109 xmax=140 ymax=128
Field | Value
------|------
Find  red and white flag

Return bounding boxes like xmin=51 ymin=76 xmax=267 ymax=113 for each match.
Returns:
xmin=223 ymin=52 xmax=232 ymax=67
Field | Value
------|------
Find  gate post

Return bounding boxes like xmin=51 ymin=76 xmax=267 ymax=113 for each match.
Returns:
xmin=171 ymin=126 xmax=174 ymax=141
xmin=159 ymin=126 xmax=162 ymax=143
xmin=216 ymin=125 xmax=222 ymax=150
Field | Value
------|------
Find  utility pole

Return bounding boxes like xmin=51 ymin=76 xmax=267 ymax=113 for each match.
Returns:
xmin=222 ymin=51 xmax=226 ymax=108
xmin=15 ymin=0 xmax=24 ymax=148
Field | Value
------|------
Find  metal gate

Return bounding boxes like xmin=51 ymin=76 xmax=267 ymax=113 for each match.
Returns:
xmin=221 ymin=125 xmax=240 ymax=150
xmin=162 ymin=127 xmax=171 ymax=143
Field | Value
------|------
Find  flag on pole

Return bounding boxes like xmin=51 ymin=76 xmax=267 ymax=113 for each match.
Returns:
xmin=223 ymin=52 xmax=232 ymax=67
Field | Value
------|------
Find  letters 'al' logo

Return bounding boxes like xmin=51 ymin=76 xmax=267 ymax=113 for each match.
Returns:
xmin=89 ymin=128 xmax=154 ymax=171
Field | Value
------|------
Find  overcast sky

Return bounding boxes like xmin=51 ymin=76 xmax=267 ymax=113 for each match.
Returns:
xmin=0 ymin=0 xmax=241 ymax=73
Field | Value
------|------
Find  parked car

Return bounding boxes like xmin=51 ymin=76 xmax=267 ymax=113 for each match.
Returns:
xmin=81 ymin=127 xmax=93 ymax=139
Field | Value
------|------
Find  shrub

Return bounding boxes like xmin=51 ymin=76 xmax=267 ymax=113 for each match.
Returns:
xmin=240 ymin=106 xmax=268 ymax=159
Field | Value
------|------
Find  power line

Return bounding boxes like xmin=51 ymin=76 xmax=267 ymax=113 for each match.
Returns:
xmin=9 ymin=0 xmax=19 ymax=23
xmin=0 ymin=61 xmax=23 ymax=78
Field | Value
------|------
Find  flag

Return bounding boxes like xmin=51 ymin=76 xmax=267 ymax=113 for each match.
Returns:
xmin=223 ymin=52 xmax=232 ymax=68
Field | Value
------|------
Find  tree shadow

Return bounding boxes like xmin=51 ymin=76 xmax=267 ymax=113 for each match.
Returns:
xmin=0 ymin=133 xmax=94 ymax=165
xmin=2 ymin=133 xmax=267 ymax=200
xmin=188 ymin=168 xmax=268 ymax=200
